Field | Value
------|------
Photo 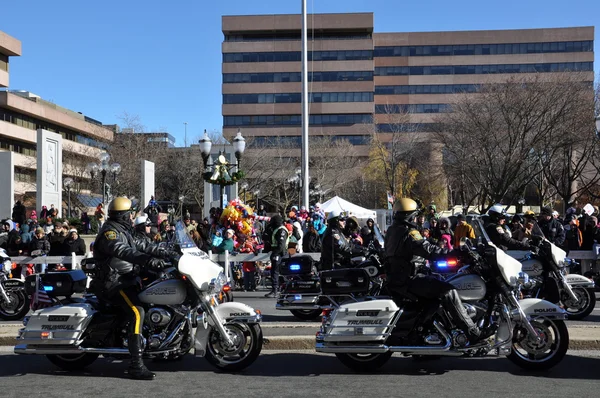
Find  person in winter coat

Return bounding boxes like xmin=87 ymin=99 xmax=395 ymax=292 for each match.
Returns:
xmin=81 ymin=212 xmax=91 ymax=234
xmin=213 ymin=229 xmax=235 ymax=254
xmin=20 ymin=224 xmax=33 ymax=244
xmin=48 ymin=222 xmax=68 ymax=256
xmin=563 ymin=214 xmax=582 ymax=252
xmin=11 ymin=201 xmax=27 ymax=228
xmin=537 ymin=207 xmax=565 ymax=246
xmin=40 ymin=206 xmax=49 ymax=220
xmin=453 ymin=214 xmax=475 ymax=247
xmin=30 ymin=227 xmax=51 ymax=273
xmin=360 ymin=218 xmax=376 ymax=247
xmin=63 ymin=229 xmax=87 ymax=257
xmin=303 ymin=223 xmax=322 ymax=253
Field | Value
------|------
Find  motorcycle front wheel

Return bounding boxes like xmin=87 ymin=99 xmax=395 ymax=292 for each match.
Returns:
xmin=205 ymin=322 xmax=263 ymax=372
xmin=507 ymin=318 xmax=569 ymax=370
xmin=562 ymin=287 xmax=596 ymax=320
xmin=0 ymin=289 xmax=30 ymax=321
xmin=335 ymin=352 xmax=392 ymax=372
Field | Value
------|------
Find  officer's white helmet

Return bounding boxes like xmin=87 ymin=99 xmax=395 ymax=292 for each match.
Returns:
xmin=134 ymin=214 xmax=149 ymax=227
xmin=327 ymin=209 xmax=341 ymax=221
xmin=487 ymin=204 xmax=505 ymax=217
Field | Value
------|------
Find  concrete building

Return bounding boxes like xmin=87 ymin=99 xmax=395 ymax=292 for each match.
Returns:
xmin=0 ymin=30 xmax=114 ymax=198
xmin=221 ymin=13 xmax=594 ymax=155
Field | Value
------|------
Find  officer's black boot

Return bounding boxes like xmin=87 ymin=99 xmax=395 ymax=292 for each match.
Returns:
xmin=128 ymin=335 xmax=155 ymax=380
xmin=442 ymin=290 xmax=480 ymax=344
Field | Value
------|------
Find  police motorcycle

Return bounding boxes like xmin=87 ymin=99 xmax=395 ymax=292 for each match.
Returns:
xmin=518 ymin=236 xmax=595 ymax=320
xmin=15 ymin=222 xmax=263 ymax=372
xmin=316 ymin=216 xmax=569 ymax=372
xmin=0 ymin=248 xmax=29 ymax=320
xmin=276 ymin=225 xmax=386 ymax=321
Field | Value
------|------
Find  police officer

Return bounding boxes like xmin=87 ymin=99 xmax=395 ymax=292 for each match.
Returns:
xmin=94 ymin=197 xmax=167 ymax=380
xmin=484 ymin=204 xmax=531 ymax=251
xmin=384 ymin=198 xmax=481 ymax=344
xmin=537 ymin=207 xmax=566 ymax=246
xmin=321 ymin=210 xmax=364 ymax=270
xmin=265 ymin=215 xmax=288 ymax=298
xmin=133 ymin=214 xmax=152 ymax=241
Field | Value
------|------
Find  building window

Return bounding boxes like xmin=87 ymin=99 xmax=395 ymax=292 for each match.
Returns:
xmin=373 ymin=40 xmax=593 ymax=57
xmin=223 ymin=92 xmax=373 ymax=104
xmin=223 ymin=70 xmax=374 ymax=84
xmin=375 ymin=104 xmax=451 ymax=114
xmin=375 ymin=84 xmax=481 ymax=95
xmin=223 ymin=50 xmax=373 ymax=63
xmin=223 ymin=114 xmax=373 ymax=127
xmin=374 ymin=62 xmax=593 ymax=76
xmin=0 ymin=54 xmax=8 ymax=72
xmin=224 ymin=32 xmax=372 ymax=42
xmin=0 ymin=108 xmax=110 ymax=150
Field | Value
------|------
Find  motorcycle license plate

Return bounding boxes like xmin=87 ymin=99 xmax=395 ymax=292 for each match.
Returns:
xmin=294 ymin=294 xmax=302 ymax=300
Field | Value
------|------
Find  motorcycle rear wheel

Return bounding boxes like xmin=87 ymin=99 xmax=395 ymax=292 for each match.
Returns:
xmin=205 ymin=322 xmax=263 ymax=372
xmin=335 ymin=352 xmax=392 ymax=372
xmin=0 ymin=289 xmax=29 ymax=321
xmin=562 ymin=287 xmax=596 ymax=320
xmin=46 ymin=353 xmax=99 ymax=371
xmin=290 ymin=309 xmax=321 ymax=320
xmin=507 ymin=319 xmax=568 ymax=370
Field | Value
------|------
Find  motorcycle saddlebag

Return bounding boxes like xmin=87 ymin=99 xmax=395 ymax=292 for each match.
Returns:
xmin=25 ymin=270 xmax=88 ymax=297
xmin=280 ymin=255 xmax=314 ymax=276
xmin=320 ymin=268 xmax=370 ymax=295
xmin=282 ymin=278 xmax=321 ymax=294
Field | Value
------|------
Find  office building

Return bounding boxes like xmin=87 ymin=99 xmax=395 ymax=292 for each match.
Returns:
xmin=221 ymin=13 xmax=594 ymax=155
xmin=0 ymin=30 xmax=114 ymax=197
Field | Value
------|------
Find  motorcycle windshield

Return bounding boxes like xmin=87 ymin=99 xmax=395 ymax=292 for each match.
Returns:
xmin=373 ymin=224 xmax=385 ymax=249
xmin=173 ymin=221 xmax=209 ymax=258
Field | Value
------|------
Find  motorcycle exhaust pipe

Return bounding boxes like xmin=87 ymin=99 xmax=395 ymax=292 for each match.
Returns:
xmin=15 ymin=345 xmax=178 ymax=356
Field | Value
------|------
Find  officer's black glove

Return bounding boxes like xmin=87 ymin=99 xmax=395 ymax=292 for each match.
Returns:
xmin=530 ymin=235 xmax=543 ymax=247
xmin=147 ymin=258 xmax=166 ymax=270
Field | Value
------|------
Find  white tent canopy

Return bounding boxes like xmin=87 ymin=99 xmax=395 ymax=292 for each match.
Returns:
xmin=320 ymin=196 xmax=376 ymax=220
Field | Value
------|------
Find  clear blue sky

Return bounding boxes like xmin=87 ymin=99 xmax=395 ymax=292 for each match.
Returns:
xmin=1 ymin=0 xmax=598 ymax=146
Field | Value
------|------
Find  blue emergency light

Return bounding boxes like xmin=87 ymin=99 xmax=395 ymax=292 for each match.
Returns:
xmin=289 ymin=264 xmax=301 ymax=271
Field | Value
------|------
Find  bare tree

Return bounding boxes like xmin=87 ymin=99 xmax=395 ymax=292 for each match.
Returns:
xmin=435 ymin=73 xmax=595 ymax=212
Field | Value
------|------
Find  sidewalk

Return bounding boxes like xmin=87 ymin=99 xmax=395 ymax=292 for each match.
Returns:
xmin=2 ymin=322 xmax=599 ymax=350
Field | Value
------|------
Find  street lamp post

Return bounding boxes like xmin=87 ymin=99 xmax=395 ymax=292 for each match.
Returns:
xmin=254 ymin=189 xmax=260 ymax=209
xmin=63 ymin=177 xmax=74 ymax=218
xmin=199 ymin=129 xmax=246 ymax=209
xmin=86 ymin=152 xmax=121 ymax=205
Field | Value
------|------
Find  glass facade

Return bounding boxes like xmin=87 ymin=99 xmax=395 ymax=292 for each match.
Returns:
xmin=376 ymin=123 xmax=438 ymax=133
xmin=248 ymin=134 xmax=372 ymax=148
xmin=224 ymin=32 xmax=371 ymax=42
xmin=0 ymin=54 xmax=8 ymax=72
xmin=0 ymin=108 xmax=110 ymax=149
xmin=224 ymin=113 xmax=373 ymax=127
xmin=223 ymin=92 xmax=373 ymax=104
xmin=375 ymin=104 xmax=451 ymax=114
xmin=374 ymin=40 xmax=594 ymax=57
xmin=223 ymin=50 xmax=373 ymax=63
xmin=374 ymin=62 xmax=593 ymax=76
xmin=0 ymin=137 xmax=37 ymax=156
xmin=375 ymin=84 xmax=481 ymax=95
xmin=14 ymin=167 xmax=36 ymax=183
xmin=223 ymin=70 xmax=373 ymax=83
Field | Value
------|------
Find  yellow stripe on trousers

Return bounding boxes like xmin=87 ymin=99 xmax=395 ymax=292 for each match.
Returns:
xmin=119 ymin=290 xmax=141 ymax=334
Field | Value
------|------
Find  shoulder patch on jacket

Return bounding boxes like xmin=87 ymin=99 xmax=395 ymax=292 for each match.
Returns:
xmin=496 ymin=226 xmax=504 ymax=234
xmin=104 ymin=230 xmax=117 ymax=240
xmin=409 ymin=230 xmax=423 ymax=241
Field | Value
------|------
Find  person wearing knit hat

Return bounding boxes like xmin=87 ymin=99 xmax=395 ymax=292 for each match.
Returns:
xmin=63 ymin=228 xmax=86 ymax=257
xmin=537 ymin=207 xmax=565 ymax=246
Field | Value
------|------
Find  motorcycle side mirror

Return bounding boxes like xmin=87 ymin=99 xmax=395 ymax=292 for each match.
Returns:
xmin=459 ymin=237 xmax=472 ymax=251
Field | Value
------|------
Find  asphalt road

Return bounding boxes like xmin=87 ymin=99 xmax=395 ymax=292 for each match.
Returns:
xmin=0 ymin=349 xmax=598 ymax=398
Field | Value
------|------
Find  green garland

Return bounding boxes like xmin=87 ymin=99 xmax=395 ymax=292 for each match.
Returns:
xmin=203 ymin=170 xmax=246 ymax=186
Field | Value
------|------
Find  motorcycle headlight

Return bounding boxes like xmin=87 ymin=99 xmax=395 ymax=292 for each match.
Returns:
xmin=210 ymin=272 xmax=227 ymax=293
xmin=517 ymin=272 xmax=529 ymax=286
xmin=1 ymin=260 xmax=10 ymax=275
